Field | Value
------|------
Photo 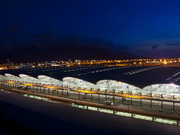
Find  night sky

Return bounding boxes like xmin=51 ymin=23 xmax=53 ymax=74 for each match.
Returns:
xmin=1 ymin=0 xmax=180 ymax=62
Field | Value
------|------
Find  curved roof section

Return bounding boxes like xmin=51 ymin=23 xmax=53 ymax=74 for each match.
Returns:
xmin=5 ymin=73 xmax=18 ymax=77
xmin=37 ymin=75 xmax=62 ymax=85
xmin=4 ymin=73 xmax=20 ymax=80
xmin=18 ymin=74 xmax=39 ymax=83
xmin=38 ymin=75 xmax=50 ymax=79
xmin=19 ymin=74 xmax=38 ymax=79
xmin=63 ymin=76 xmax=89 ymax=82
xmin=143 ymin=83 xmax=180 ymax=95
xmin=38 ymin=75 xmax=61 ymax=81
xmin=63 ymin=77 xmax=96 ymax=87
xmin=96 ymin=79 xmax=141 ymax=91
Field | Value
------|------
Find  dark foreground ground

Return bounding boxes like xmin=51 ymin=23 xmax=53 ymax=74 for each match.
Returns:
xmin=0 ymin=91 xmax=180 ymax=135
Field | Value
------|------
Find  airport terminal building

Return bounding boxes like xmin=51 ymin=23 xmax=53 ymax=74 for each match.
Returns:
xmin=0 ymin=65 xmax=180 ymax=101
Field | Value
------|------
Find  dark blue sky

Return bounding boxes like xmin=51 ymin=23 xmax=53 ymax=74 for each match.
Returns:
xmin=1 ymin=0 xmax=180 ymax=62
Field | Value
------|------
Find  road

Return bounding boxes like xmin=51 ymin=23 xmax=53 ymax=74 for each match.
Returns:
xmin=1 ymin=84 xmax=180 ymax=123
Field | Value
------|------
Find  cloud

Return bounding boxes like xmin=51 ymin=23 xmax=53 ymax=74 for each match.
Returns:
xmin=167 ymin=43 xmax=180 ymax=46
xmin=0 ymin=30 xmax=137 ymax=63
xmin=152 ymin=45 xmax=159 ymax=49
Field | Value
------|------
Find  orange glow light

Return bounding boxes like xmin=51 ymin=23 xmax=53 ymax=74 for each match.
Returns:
xmin=74 ymin=89 xmax=97 ymax=94
xmin=7 ymin=81 xmax=14 ymax=84
xmin=163 ymin=61 xmax=167 ymax=64
xmin=44 ymin=86 xmax=59 ymax=89
xmin=115 ymin=94 xmax=146 ymax=99
xmin=22 ymin=83 xmax=34 ymax=86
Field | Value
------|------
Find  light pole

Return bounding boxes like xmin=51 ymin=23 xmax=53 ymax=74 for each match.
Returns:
xmin=106 ymin=80 xmax=110 ymax=101
xmin=150 ymin=86 xmax=153 ymax=108
xmin=127 ymin=85 xmax=130 ymax=109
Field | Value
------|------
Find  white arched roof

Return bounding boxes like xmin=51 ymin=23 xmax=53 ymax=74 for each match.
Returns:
xmin=4 ymin=73 xmax=20 ymax=81
xmin=5 ymin=73 xmax=19 ymax=78
xmin=62 ymin=77 xmax=96 ymax=89
xmin=63 ymin=77 xmax=92 ymax=84
xmin=63 ymin=77 xmax=81 ymax=81
xmin=18 ymin=74 xmax=38 ymax=83
xmin=96 ymin=80 xmax=141 ymax=92
xmin=38 ymin=75 xmax=51 ymax=79
xmin=143 ymin=83 xmax=180 ymax=95
xmin=19 ymin=74 xmax=37 ymax=80
xmin=37 ymin=75 xmax=62 ymax=85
